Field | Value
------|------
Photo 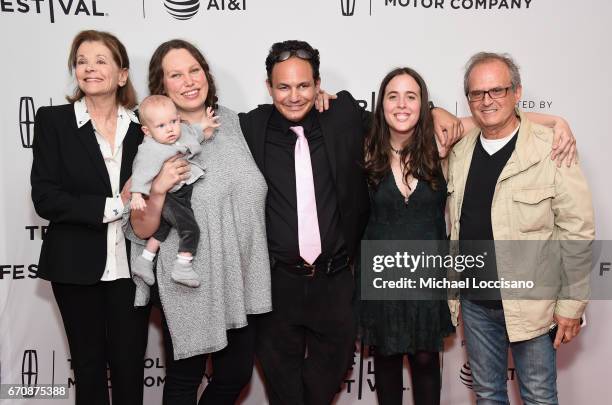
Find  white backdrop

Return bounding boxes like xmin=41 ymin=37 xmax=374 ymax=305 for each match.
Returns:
xmin=1 ymin=0 xmax=611 ymax=404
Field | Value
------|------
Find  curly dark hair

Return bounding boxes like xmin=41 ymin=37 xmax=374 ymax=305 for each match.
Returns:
xmin=148 ymin=39 xmax=218 ymax=110
xmin=364 ymin=67 xmax=440 ymax=190
xmin=265 ymin=40 xmax=320 ymax=84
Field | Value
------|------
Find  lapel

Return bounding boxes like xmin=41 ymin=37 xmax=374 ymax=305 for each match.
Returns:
xmin=120 ymin=122 xmax=142 ymax=188
xmin=451 ymin=130 xmax=479 ymax=208
xmin=74 ymin=120 xmax=112 ymax=193
xmin=316 ymin=110 xmax=338 ymax=182
xmin=250 ymin=106 xmax=273 ymax=173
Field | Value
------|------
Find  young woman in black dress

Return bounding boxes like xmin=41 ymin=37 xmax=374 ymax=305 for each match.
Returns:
xmin=359 ymin=67 xmax=453 ymax=405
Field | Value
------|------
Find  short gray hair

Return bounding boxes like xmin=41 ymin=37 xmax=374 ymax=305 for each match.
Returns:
xmin=463 ymin=52 xmax=521 ymax=96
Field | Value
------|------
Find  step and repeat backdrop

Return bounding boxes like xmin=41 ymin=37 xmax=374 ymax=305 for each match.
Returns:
xmin=1 ymin=0 xmax=611 ymax=404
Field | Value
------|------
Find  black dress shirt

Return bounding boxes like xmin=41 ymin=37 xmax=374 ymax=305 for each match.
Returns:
xmin=264 ymin=107 xmax=346 ymax=264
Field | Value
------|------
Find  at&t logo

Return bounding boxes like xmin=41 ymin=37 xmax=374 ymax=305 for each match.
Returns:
xmin=163 ymin=0 xmax=246 ymax=20
xmin=164 ymin=0 xmax=199 ymax=19
xmin=0 ymin=0 xmax=106 ymax=23
xmin=460 ymin=362 xmax=473 ymax=389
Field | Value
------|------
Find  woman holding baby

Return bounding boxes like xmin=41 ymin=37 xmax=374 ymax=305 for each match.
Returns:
xmin=128 ymin=39 xmax=272 ymax=405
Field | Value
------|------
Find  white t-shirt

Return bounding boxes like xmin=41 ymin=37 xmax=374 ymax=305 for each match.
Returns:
xmin=479 ymin=123 xmax=520 ymax=155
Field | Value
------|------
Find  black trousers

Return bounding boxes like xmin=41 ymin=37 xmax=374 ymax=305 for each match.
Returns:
xmin=161 ymin=313 xmax=256 ymax=405
xmin=154 ymin=184 xmax=199 ymax=255
xmin=51 ymin=278 xmax=150 ymax=405
xmin=256 ymin=266 xmax=356 ymax=405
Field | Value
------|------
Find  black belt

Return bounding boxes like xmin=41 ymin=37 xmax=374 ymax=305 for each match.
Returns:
xmin=274 ymin=255 xmax=351 ymax=277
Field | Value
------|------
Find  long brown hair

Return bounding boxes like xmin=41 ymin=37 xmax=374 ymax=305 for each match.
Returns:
xmin=148 ymin=39 xmax=218 ymax=110
xmin=66 ymin=30 xmax=137 ymax=108
xmin=364 ymin=67 xmax=440 ymax=190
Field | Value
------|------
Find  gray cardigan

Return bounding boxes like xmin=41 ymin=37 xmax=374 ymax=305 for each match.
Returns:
xmin=124 ymin=105 xmax=272 ymax=360
xmin=130 ymin=123 xmax=205 ymax=195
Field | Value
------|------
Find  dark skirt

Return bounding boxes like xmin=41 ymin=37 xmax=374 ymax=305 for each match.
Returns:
xmin=358 ymin=172 xmax=454 ymax=356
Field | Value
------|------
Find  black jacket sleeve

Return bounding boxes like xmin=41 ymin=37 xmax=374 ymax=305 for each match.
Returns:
xmin=30 ymin=106 xmax=106 ymax=227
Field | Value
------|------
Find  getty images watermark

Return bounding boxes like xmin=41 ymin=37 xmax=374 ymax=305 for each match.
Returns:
xmin=370 ymin=249 xmax=534 ymax=290
xmin=361 ymin=240 xmax=609 ymax=301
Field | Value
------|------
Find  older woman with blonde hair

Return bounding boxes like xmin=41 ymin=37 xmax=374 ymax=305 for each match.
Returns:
xmin=31 ymin=30 xmax=149 ymax=405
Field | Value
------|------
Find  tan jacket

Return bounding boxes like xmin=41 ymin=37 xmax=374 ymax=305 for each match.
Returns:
xmin=447 ymin=109 xmax=595 ymax=342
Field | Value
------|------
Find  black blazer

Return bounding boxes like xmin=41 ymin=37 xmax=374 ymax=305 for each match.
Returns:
xmin=31 ymin=103 xmax=143 ymax=285
xmin=239 ymin=91 xmax=371 ymax=260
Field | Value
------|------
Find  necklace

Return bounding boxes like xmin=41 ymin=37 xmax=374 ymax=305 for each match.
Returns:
xmin=403 ymin=178 xmax=419 ymax=206
xmin=390 ymin=145 xmax=402 ymax=155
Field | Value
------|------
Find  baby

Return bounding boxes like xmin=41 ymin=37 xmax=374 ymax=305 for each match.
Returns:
xmin=130 ymin=95 xmax=218 ymax=288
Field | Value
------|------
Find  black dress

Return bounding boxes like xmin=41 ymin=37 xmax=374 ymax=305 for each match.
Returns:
xmin=359 ymin=172 xmax=454 ymax=356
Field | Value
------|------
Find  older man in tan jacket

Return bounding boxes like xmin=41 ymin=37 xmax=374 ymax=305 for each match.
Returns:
xmin=447 ymin=52 xmax=594 ymax=405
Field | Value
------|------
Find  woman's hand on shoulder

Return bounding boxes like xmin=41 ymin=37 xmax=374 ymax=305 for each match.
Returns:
xmin=550 ymin=118 xmax=576 ymax=167
xmin=522 ymin=112 xmax=577 ymax=167
xmin=315 ymin=89 xmax=338 ymax=112
xmin=432 ymin=107 xmax=464 ymax=151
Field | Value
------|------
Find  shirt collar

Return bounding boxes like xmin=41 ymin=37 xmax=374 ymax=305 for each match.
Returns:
xmin=479 ymin=122 xmax=521 ymax=144
xmin=74 ymin=98 xmax=139 ymax=128
xmin=270 ymin=105 xmax=317 ymax=135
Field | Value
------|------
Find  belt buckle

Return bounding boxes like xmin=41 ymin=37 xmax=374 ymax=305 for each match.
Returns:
xmin=303 ymin=262 xmax=316 ymax=277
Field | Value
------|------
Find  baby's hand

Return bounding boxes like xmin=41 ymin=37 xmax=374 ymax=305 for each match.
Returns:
xmin=201 ymin=106 xmax=220 ymax=138
xmin=130 ymin=193 xmax=147 ymax=211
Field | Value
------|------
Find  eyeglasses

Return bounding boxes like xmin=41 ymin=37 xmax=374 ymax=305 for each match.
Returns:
xmin=466 ymin=86 xmax=513 ymax=102
xmin=274 ymin=49 xmax=313 ymax=63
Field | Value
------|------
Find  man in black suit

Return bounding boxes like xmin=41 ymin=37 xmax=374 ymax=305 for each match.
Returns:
xmin=239 ymin=40 xmax=460 ymax=404
xmin=239 ymin=40 xmax=369 ymax=405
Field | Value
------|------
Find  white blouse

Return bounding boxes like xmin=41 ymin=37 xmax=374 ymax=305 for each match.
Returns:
xmin=74 ymin=99 xmax=139 ymax=281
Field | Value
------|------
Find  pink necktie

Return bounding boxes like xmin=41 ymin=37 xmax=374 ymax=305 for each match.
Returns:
xmin=290 ymin=126 xmax=321 ymax=265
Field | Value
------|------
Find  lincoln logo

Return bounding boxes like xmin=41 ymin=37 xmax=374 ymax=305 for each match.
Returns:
xmin=19 ymin=97 xmax=35 ymax=148
xmin=341 ymin=0 xmax=355 ymax=16
xmin=164 ymin=0 xmax=200 ymax=20
xmin=22 ymin=349 xmax=38 ymax=387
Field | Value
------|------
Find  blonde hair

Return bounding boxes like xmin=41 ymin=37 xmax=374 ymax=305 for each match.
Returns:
xmin=138 ymin=95 xmax=176 ymax=126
